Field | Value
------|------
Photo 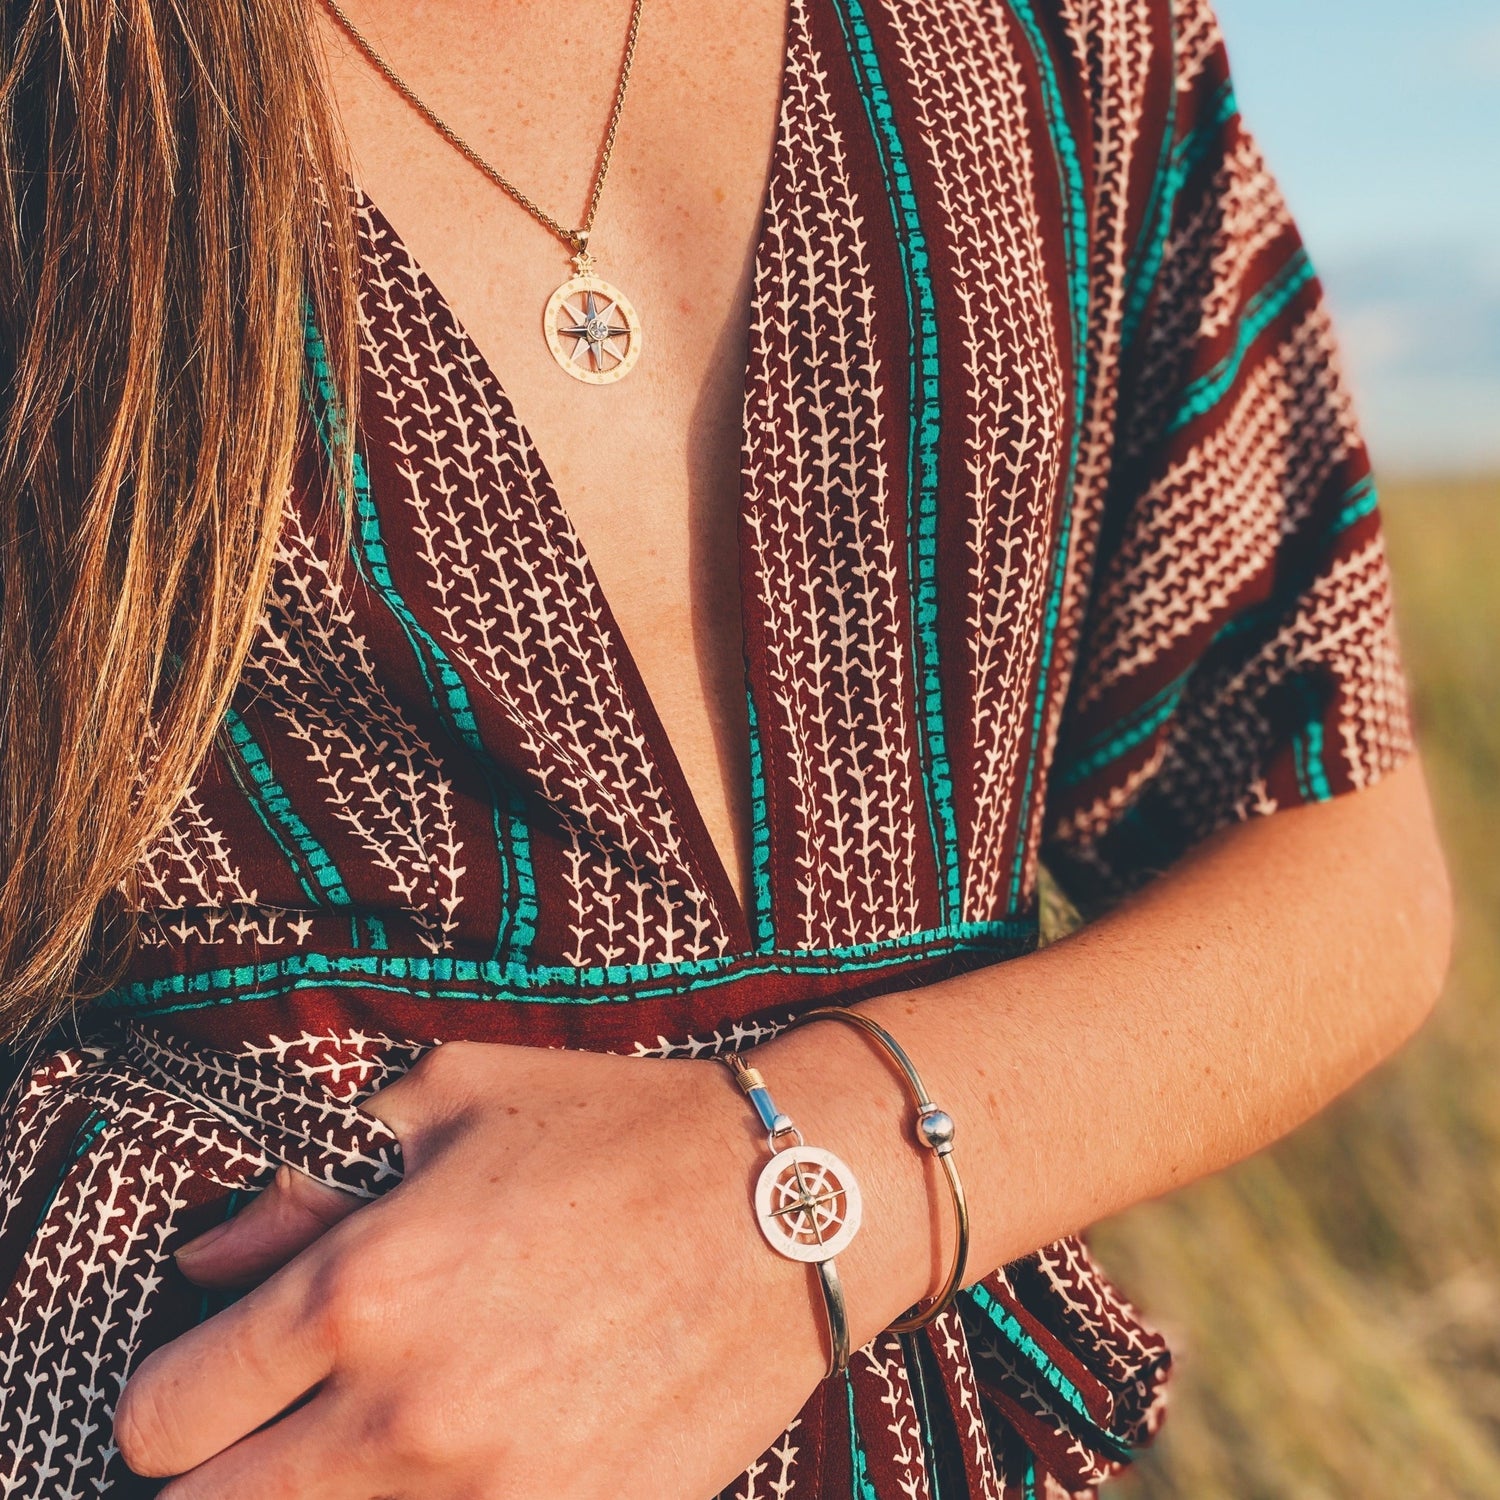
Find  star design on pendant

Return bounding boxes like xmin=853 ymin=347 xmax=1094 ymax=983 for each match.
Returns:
xmin=769 ymin=1158 xmax=846 ymax=1246
xmin=560 ymin=289 xmax=632 ymax=373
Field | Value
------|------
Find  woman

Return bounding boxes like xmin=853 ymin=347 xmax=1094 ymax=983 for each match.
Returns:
xmin=0 ymin=0 xmax=1450 ymax=1495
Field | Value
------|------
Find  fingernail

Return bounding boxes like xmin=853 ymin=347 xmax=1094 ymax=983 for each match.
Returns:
xmin=175 ymin=1217 xmax=235 ymax=1261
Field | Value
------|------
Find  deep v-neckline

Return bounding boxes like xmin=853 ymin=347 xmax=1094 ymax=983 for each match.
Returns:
xmin=347 ymin=3 xmax=798 ymax=955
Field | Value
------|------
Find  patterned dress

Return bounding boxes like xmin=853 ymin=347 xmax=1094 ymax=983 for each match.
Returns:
xmin=0 ymin=0 xmax=1412 ymax=1493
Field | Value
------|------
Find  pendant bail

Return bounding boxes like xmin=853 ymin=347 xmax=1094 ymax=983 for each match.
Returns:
xmin=570 ymin=230 xmax=595 ymax=277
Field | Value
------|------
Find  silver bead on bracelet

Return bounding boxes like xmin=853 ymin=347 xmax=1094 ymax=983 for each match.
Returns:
xmin=785 ymin=1006 xmax=970 ymax=1332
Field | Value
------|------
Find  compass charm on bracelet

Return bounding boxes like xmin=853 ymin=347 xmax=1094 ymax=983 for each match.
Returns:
xmin=544 ymin=251 xmax=643 ymax=386
xmin=753 ymin=1143 xmax=863 ymax=1263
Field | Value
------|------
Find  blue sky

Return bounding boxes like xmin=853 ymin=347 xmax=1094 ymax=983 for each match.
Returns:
xmin=1213 ymin=0 xmax=1499 ymax=474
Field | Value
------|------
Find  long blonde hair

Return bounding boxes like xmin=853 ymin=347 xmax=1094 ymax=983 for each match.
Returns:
xmin=0 ymin=0 xmax=358 ymax=1038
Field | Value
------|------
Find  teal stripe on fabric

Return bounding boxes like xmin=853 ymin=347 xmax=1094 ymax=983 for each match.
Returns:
xmin=963 ymin=1282 xmax=1134 ymax=1464
xmin=1121 ymin=81 xmax=1239 ymax=351
xmin=1001 ymin=0 xmax=1093 ymax=910
xmin=1201 ymin=472 xmax=1385 ymax=654
xmin=221 ymin=740 xmax=321 ymax=910
xmin=1168 ymin=249 xmax=1316 ymax=433
xmin=1291 ymin=722 xmax=1311 ymax=801
xmin=505 ymin=794 xmax=539 ymax=961
xmin=302 ymin=312 xmax=537 ymax=966
xmin=94 ymin=917 xmax=1036 ymax=1017
xmin=223 ymin=706 xmax=352 ymax=907
xmin=1290 ymin=677 xmax=1333 ymax=803
xmin=744 ymin=689 xmax=776 ymax=950
xmin=1024 ymin=1457 xmax=1038 ymax=1500
xmin=1119 ymin=20 xmax=1183 ymax=353
xmin=1055 ymin=467 xmax=1378 ymax=794
xmin=829 ymin=0 xmax=961 ymax=923
xmin=1333 ymin=473 xmax=1380 ymax=533
xmin=1056 ymin=669 xmax=1192 ymax=788
xmin=1300 ymin=716 xmax=1331 ymax=801
xmin=900 ymin=1334 xmax=946 ymax=1500
xmin=1005 ymin=0 xmax=1089 ymax=361
xmin=365 ymin=915 xmax=389 ymax=952
xmin=846 ymin=1376 xmax=881 ymax=1500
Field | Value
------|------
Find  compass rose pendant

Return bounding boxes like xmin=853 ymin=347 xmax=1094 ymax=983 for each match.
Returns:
xmin=544 ymin=251 xmax=642 ymax=385
xmin=753 ymin=1144 xmax=863 ymax=1263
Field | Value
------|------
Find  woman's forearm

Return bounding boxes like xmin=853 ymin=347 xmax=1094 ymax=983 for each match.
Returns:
xmin=124 ymin=758 xmax=1451 ymax=1491
xmin=752 ymin=755 xmax=1453 ymax=1348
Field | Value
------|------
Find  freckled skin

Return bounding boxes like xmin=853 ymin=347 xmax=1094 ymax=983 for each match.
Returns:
xmin=109 ymin=3 xmax=1453 ymax=1495
xmin=124 ymin=763 xmax=1451 ymax=1496
xmin=316 ymin=0 xmax=779 ymax=916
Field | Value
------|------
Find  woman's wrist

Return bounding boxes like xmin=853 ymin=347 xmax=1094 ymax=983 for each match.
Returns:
xmin=727 ymin=1017 xmax=958 ymax=1354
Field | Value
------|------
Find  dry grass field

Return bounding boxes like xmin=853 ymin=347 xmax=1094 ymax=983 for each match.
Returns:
xmin=1087 ymin=475 xmax=1500 ymax=1497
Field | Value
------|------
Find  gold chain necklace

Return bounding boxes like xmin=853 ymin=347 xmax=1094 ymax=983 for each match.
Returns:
xmin=322 ymin=0 xmax=646 ymax=385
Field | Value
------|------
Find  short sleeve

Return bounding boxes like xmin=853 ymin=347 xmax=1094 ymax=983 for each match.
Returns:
xmin=1042 ymin=4 xmax=1414 ymax=906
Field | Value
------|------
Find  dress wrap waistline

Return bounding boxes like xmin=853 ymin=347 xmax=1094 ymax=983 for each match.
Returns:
xmin=0 ymin=1020 xmax=1168 ymax=1497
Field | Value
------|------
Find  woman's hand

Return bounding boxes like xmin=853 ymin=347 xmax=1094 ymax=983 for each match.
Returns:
xmin=112 ymin=1035 xmax=933 ymax=1499
xmin=111 ymin=762 xmax=1451 ymax=1497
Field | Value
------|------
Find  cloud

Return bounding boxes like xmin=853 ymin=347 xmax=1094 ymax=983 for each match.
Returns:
xmin=1339 ymin=303 xmax=1423 ymax=374
xmin=1463 ymin=18 xmax=1500 ymax=79
xmin=1319 ymin=243 xmax=1500 ymax=472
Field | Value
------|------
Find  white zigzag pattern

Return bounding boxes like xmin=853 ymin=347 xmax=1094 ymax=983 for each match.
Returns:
xmin=931 ymin=1307 xmax=1004 ymax=1500
xmin=1060 ymin=534 xmax=1410 ymax=859
xmin=963 ymin=1320 xmax=1113 ymax=1490
xmin=725 ymin=1418 xmax=801 ymax=1500
xmin=1162 ymin=534 xmax=1411 ymax=815
xmin=0 ymin=1076 xmax=260 ymax=1495
xmin=239 ymin=501 xmax=468 ymax=952
xmin=356 ymin=203 xmax=728 ymax=967
xmin=1040 ymin=0 xmax=1157 ymax=884
xmin=1171 ymin=0 xmax=1225 ymax=95
xmin=132 ymin=771 xmax=294 ymax=952
xmin=1077 ymin=304 xmax=1361 ymax=706
xmin=0 ymin=1142 xmax=187 ymax=1498
xmin=883 ymin=0 xmax=1069 ymax=921
xmin=0 ymin=1029 xmax=426 ymax=1494
xmin=858 ymin=1335 xmax=931 ymax=1500
xmin=1190 ymin=139 xmax=1297 ymax=343
xmin=1033 ymin=1239 xmax=1169 ymax=1400
xmin=123 ymin=1031 xmax=407 ymax=1198
xmin=1123 ymin=130 xmax=1297 ymax=460
xmin=130 ymin=503 xmax=471 ymax=955
xmin=630 ymin=1015 xmax=786 ymax=1061
xmin=1046 ymin=743 xmax=1168 ymax=861
xmin=742 ymin=0 xmax=924 ymax=949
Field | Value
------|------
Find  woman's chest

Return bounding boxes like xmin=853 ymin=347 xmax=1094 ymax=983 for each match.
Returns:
xmin=320 ymin=0 xmax=798 ymax=907
xmin=139 ymin=0 xmax=1088 ymax=977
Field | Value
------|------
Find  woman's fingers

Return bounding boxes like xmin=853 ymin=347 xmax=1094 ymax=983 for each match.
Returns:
xmin=154 ymin=1391 xmax=376 ymax=1500
xmin=120 ymin=1047 xmax=494 ymax=1486
xmin=175 ymin=1165 xmax=365 ymax=1289
xmin=353 ymin=1040 xmax=478 ymax=1169
xmin=114 ymin=1249 xmax=338 ymax=1478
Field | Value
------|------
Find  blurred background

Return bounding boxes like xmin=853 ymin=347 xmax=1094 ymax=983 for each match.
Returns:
xmin=1090 ymin=1 xmax=1500 ymax=1493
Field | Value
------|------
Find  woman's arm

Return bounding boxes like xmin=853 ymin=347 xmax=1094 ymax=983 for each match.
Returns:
xmin=758 ymin=752 xmax=1453 ymax=1348
xmin=113 ymin=756 xmax=1451 ymax=1496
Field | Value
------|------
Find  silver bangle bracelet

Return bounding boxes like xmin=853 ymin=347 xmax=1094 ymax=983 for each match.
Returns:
xmin=722 ymin=1052 xmax=863 ymax=1378
xmin=785 ymin=1006 xmax=970 ymax=1332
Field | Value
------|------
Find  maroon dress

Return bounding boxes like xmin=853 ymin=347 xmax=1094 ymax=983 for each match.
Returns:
xmin=0 ymin=0 xmax=1411 ymax=1492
